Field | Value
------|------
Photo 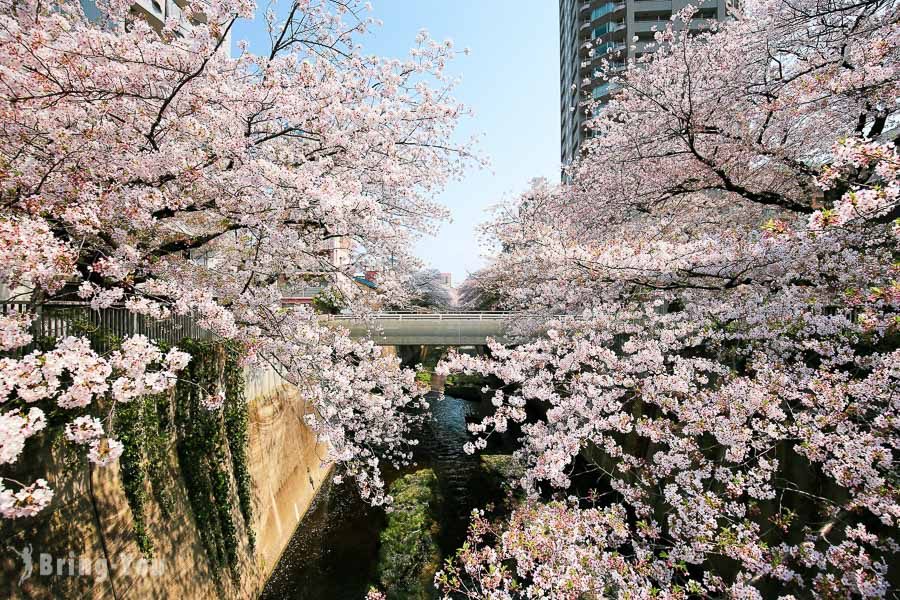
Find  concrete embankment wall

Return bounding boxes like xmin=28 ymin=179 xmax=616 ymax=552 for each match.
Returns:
xmin=0 ymin=367 xmax=331 ymax=599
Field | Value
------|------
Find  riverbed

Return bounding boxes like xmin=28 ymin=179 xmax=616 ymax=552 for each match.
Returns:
xmin=260 ymin=394 xmax=495 ymax=599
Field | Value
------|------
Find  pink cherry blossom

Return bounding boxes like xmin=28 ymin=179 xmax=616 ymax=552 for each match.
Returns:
xmin=0 ymin=407 xmax=45 ymax=464
xmin=0 ymin=313 xmax=32 ymax=352
xmin=64 ymin=416 xmax=104 ymax=445
xmin=201 ymin=390 xmax=225 ymax=411
xmin=87 ymin=437 xmax=125 ymax=467
xmin=438 ymin=0 xmax=899 ymax=596
xmin=0 ymin=478 xmax=53 ymax=519
xmin=0 ymin=0 xmax=475 ymax=516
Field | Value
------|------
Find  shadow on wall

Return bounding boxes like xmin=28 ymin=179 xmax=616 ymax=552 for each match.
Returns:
xmin=0 ymin=367 xmax=331 ymax=600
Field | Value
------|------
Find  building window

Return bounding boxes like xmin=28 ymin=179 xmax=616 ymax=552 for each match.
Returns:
xmin=592 ymin=82 xmax=619 ymax=99
xmin=591 ymin=2 xmax=622 ymax=21
xmin=592 ymin=21 xmax=623 ymax=38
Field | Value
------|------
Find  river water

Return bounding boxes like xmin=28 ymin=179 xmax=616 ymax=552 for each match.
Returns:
xmin=260 ymin=394 xmax=492 ymax=599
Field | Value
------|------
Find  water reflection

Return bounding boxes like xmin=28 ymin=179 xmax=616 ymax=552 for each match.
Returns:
xmin=260 ymin=476 xmax=383 ymax=600
xmin=413 ymin=393 xmax=482 ymax=552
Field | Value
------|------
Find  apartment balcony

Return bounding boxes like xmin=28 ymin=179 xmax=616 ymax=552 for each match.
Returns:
xmin=591 ymin=62 xmax=627 ymax=78
xmin=592 ymin=81 xmax=621 ymax=100
xmin=631 ymin=0 xmax=674 ymax=11
xmin=578 ymin=2 xmax=625 ymax=39
xmin=577 ymin=81 xmax=621 ymax=110
xmin=131 ymin=0 xmax=195 ymax=35
xmin=580 ymin=0 xmax=626 ymax=16
xmin=581 ymin=34 xmax=630 ymax=62
xmin=632 ymin=17 xmax=716 ymax=33
xmin=580 ymin=33 xmax=628 ymax=66
xmin=589 ymin=2 xmax=626 ymax=22
xmin=588 ymin=19 xmax=625 ymax=38
xmin=594 ymin=41 xmax=626 ymax=56
xmin=632 ymin=17 xmax=671 ymax=33
xmin=133 ymin=0 xmax=165 ymax=25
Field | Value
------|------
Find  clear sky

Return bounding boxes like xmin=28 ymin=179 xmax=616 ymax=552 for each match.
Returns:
xmin=232 ymin=1 xmax=560 ymax=286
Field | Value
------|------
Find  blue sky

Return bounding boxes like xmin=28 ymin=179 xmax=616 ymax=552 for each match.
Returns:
xmin=232 ymin=1 xmax=560 ymax=286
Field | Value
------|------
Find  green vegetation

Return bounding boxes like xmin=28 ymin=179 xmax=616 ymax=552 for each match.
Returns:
xmin=375 ymin=469 xmax=442 ymax=600
xmin=478 ymin=455 xmax=526 ymax=511
xmin=443 ymin=372 xmax=485 ymax=401
xmin=223 ymin=346 xmax=255 ymax=550
xmin=116 ymin=395 xmax=156 ymax=556
xmin=312 ymin=287 xmax=346 ymax=314
xmin=171 ymin=339 xmax=251 ymax=574
xmin=479 ymin=454 xmax=524 ymax=484
xmin=114 ymin=339 xmax=253 ymax=574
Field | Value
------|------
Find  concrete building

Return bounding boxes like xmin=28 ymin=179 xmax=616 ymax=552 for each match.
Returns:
xmin=324 ymin=236 xmax=353 ymax=269
xmin=80 ymin=0 xmax=229 ymax=48
xmin=132 ymin=0 xmax=190 ymax=32
xmin=559 ymin=0 xmax=732 ymax=166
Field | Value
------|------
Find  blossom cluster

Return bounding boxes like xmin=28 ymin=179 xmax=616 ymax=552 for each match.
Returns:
xmin=0 ymin=479 xmax=53 ymax=519
xmin=262 ymin=310 xmax=428 ymax=506
xmin=0 ymin=334 xmax=188 ymax=517
xmin=0 ymin=0 xmax=473 ymax=514
xmin=438 ymin=0 xmax=899 ymax=596
xmin=811 ymin=139 xmax=900 ymax=230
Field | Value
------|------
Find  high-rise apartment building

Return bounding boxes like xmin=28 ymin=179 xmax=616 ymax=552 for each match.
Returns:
xmin=81 ymin=0 xmax=228 ymax=47
xmin=560 ymin=0 xmax=731 ymax=166
xmin=132 ymin=0 xmax=189 ymax=32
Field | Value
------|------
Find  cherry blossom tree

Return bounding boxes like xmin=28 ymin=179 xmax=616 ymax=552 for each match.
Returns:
xmin=408 ymin=268 xmax=453 ymax=310
xmin=0 ymin=0 xmax=475 ymax=514
xmin=438 ymin=0 xmax=899 ymax=597
xmin=455 ymin=269 xmax=503 ymax=311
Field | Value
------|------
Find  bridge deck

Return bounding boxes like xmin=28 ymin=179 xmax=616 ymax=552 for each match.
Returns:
xmin=325 ymin=312 xmax=519 ymax=346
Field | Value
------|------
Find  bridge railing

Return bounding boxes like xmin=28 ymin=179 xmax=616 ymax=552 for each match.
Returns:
xmin=324 ymin=312 xmax=592 ymax=322
xmin=326 ymin=311 xmax=516 ymax=321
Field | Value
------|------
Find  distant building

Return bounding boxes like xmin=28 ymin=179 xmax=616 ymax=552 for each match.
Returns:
xmin=131 ymin=0 xmax=193 ymax=34
xmin=438 ymin=272 xmax=452 ymax=288
xmin=81 ymin=0 xmax=230 ymax=49
xmin=559 ymin=0 xmax=731 ymax=166
xmin=324 ymin=237 xmax=353 ymax=269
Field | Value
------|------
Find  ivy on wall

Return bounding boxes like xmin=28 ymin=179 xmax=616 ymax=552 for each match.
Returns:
xmin=115 ymin=397 xmax=154 ymax=556
xmin=2 ymin=314 xmax=256 ymax=574
xmin=145 ymin=392 xmax=175 ymax=519
xmin=223 ymin=344 xmax=255 ymax=550
xmin=112 ymin=338 xmax=254 ymax=574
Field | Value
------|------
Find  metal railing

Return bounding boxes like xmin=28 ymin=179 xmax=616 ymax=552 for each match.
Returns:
xmin=325 ymin=312 xmax=583 ymax=322
xmin=1 ymin=301 xmax=213 ymax=356
xmin=328 ymin=312 xmax=513 ymax=320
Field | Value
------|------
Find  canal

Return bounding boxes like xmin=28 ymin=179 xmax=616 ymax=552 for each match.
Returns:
xmin=260 ymin=393 xmax=496 ymax=599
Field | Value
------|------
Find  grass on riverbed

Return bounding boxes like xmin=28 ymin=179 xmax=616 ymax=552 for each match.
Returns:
xmin=375 ymin=469 xmax=442 ymax=600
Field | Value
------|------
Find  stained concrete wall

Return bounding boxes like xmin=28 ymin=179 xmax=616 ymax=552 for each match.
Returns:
xmin=0 ymin=367 xmax=331 ymax=599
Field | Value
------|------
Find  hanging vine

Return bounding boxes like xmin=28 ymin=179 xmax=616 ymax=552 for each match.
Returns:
xmin=6 ymin=312 xmax=256 ymax=571
xmin=144 ymin=392 xmax=175 ymax=520
xmin=106 ymin=337 xmax=254 ymax=572
xmin=115 ymin=397 xmax=154 ymax=556
xmin=223 ymin=342 xmax=255 ymax=549
xmin=175 ymin=340 xmax=253 ymax=573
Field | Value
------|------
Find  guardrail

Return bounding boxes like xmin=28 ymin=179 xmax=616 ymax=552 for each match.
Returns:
xmin=326 ymin=312 xmax=516 ymax=321
xmin=1 ymin=301 xmax=213 ymax=356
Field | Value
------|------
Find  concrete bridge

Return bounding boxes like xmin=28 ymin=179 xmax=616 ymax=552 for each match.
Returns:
xmin=325 ymin=312 xmax=522 ymax=346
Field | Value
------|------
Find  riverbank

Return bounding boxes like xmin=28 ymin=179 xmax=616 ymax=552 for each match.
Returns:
xmin=259 ymin=394 xmax=516 ymax=599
